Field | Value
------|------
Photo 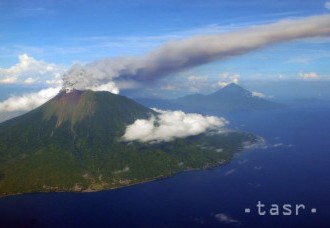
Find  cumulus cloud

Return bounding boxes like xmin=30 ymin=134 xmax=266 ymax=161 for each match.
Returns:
xmin=188 ymin=75 xmax=209 ymax=83
xmin=214 ymin=213 xmax=240 ymax=225
xmin=0 ymin=87 xmax=60 ymax=112
xmin=0 ymin=64 xmax=116 ymax=113
xmin=0 ymin=82 xmax=117 ymax=114
xmin=214 ymin=72 xmax=240 ymax=88
xmin=0 ymin=76 xmax=18 ymax=84
xmin=161 ymin=84 xmax=176 ymax=91
xmin=46 ymin=73 xmax=63 ymax=86
xmin=252 ymin=91 xmax=266 ymax=98
xmin=24 ymin=77 xmax=37 ymax=84
xmin=186 ymin=75 xmax=209 ymax=92
xmin=121 ymin=108 xmax=228 ymax=143
xmin=224 ymin=169 xmax=236 ymax=176
xmin=87 ymin=82 xmax=119 ymax=94
xmin=0 ymin=54 xmax=66 ymax=85
xmin=61 ymin=15 xmax=330 ymax=91
xmin=299 ymin=72 xmax=320 ymax=80
xmin=242 ymin=136 xmax=267 ymax=150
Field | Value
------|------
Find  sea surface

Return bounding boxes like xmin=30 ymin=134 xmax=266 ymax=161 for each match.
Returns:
xmin=0 ymin=103 xmax=330 ymax=227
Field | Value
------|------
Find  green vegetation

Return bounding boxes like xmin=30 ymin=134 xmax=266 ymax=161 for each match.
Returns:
xmin=0 ymin=90 xmax=256 ymax=196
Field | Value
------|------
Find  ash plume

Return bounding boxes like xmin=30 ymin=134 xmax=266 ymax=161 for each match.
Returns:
xmin=62 ymin=14 xmax=330 ymax=92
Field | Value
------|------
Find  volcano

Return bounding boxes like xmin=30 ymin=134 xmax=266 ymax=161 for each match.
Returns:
xmin=0 ymin=90 xmax=255 ymax=196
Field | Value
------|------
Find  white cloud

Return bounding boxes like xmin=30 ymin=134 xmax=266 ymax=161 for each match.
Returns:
xmin=299 ymin=72 xmax=320 ymax=80
xmin=161 ymin=84 xmax=176 ymax=91
xmin=214 ymin=72 xmax=240 ymax=88
xmin=0 ymin=54 xmax=66 ymax=85
xmin=0 ymin=81 xmax=118 ymax=113
xmin=243 ymin=136 xmax=266 ymax=150
xmin=188 ymin=75 xmax=208 ymax=82
xmin=0 ymin=87 xmax=60 ymax=112
xmin=272 ymin=143 xmax=295 ymax=148
xmin=189 ymin=86 xmax=200 ymax=93
xmin=122 ymin=109 xmax=228 ymax=143
xmin=325 ymin=2 xmax=330 ymax=10
xmin=225 ymin=169 xmax=236 ymax=176
xmin=0 ymin=76 xmax=18 ymax=84
xmin=252 ymin=91 xmax=266 ymax=98
xmin=46 ymin=73 xmax=62 ymax=86
xmin=214 ymin=213 xmax=240 ymax=225
xmin=183 ymin=75 xmax=209 ymax=93
xmin=24 ymin=77 xmax=37 ymax=84
xmin=87 ymin=82 xmax=119 ymax=94
xmin=272 ymin=143 xmax=284 ymax=148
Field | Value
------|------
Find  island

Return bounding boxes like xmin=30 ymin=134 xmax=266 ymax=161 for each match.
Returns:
xmin=0 ymin=90 xmax=256 ymax=196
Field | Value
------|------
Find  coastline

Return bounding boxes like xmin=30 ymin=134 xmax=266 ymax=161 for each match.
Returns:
xmin=0 ymin=157 xmax=231 ymax=199
xmin=0 ymin=135 xmax=260 ymax=198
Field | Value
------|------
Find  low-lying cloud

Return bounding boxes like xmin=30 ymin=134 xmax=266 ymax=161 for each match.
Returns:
xmin=213 ymin=213 xmax=241 ymax=225
xmin=0 ymin=76 xmax=17 ymax=84
xmin=252 ymin=91 xmax=266 ymax=98
xmin=62 ymin=14 xmax=330 ymax=91
xmin=0 ymin=83 xmax=118 ymax=113
xmin=299 ymin=72 xmax=320 ymax=80
xmin=121 ymin=109 xmax=228 ymax=143
xmin=0 ymin=87 xmax=60 ymax=112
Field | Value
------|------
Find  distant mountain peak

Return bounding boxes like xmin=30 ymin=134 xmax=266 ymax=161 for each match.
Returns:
xmin=211 ymin=83 xmax=251 ymax=97
xmin=224 ymin=82 xmax=240 ymax=88
xmin=222 ymin=83 xmax=247 ymax=91
xmin=168 ymin=83 xmax=284 ymax=112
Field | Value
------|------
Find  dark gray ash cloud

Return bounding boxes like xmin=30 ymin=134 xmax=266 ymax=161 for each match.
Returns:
xmin=62 ymin=14 xmax=330 ymax=92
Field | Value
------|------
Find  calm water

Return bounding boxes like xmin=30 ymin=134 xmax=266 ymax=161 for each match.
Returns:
xmin=0 ymin=104 xmax=330 ymax=227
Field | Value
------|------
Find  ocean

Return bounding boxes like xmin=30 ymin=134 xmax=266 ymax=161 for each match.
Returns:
xmin=0 ymin=103 xmax=329 ymax=227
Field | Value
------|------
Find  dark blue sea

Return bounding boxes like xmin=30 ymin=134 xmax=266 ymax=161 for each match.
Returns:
xmin=1 ymin=103 xmax=330 ymax=227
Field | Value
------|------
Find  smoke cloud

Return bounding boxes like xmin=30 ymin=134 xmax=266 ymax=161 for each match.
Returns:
xmin=121 ymin=108 xmax=228 ymax=143
xmin=62 ymin=15 xmax=330 ymax=91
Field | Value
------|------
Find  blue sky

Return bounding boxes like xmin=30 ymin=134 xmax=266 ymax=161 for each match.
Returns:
xmin=1 ymin=0 xmax=329 ymax=64
xmin=0 ymin=0 xmax=330 ymax=101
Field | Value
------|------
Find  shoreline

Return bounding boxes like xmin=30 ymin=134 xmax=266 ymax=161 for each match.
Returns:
xmin=0 ymin=138 xmax=264 ymax=199
xmin=0 ymin=158 xmax=232 ymax=199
